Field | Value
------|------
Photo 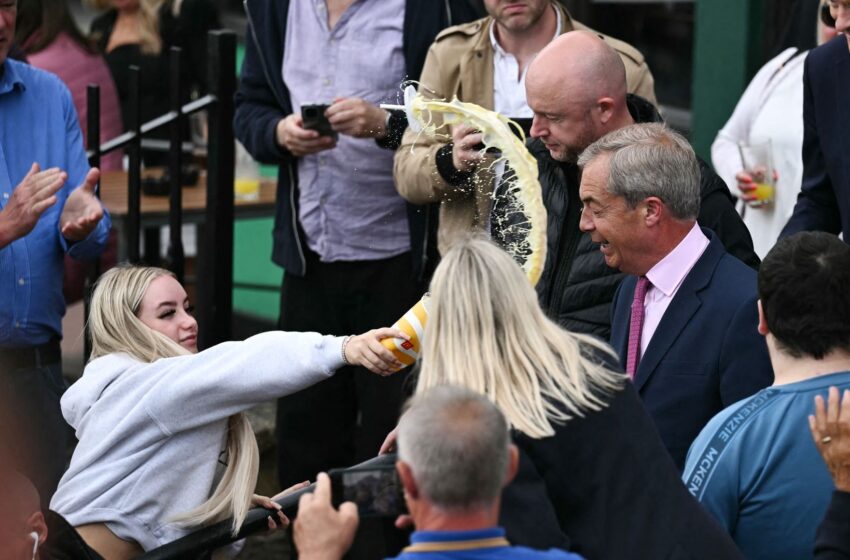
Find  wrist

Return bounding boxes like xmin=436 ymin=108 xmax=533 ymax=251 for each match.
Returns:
xmin=341 ymin=335 xmax=354 ymax=366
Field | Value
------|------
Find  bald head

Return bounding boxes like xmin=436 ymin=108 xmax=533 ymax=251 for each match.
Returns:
xmin=528 ymin=31 xmax=627 ymax=109
xmin=526 ymin=31 xmax=632 ymax=162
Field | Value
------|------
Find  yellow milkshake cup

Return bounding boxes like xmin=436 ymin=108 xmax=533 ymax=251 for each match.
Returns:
xmin=381 ymin=294 xmax=430 ymax=371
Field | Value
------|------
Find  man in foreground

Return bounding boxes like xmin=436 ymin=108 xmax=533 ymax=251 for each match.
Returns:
xmin=293 ymin=386 xmax=583 ymax=559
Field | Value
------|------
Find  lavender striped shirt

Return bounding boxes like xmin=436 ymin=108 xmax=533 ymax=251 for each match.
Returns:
xmin=283 ymin=0 xmax=410 ymax=262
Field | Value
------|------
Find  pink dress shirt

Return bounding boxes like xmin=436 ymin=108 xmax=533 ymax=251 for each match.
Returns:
xmin=640 ymin=224 xmax=710 ymax=357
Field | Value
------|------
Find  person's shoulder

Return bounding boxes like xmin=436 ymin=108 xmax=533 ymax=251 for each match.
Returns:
xmin=684 ymin=388 xmax=780 ymax=472
xmin=5 ymin=59 xmax=69 ymax=94
xmin=808 ymin=35 xmax=849 ymax=68
xmin=433 ymin=16 xmax=489 ymax=45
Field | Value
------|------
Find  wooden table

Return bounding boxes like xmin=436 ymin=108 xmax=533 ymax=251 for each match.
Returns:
xmin=98 ymin=170 xmax=277 ymax=261
xmin=99 ymin=170 xmax=277 ymax=221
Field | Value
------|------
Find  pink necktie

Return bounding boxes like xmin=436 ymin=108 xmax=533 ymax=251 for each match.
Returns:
xmin=626 ymin=276 xmax=650 ymax=379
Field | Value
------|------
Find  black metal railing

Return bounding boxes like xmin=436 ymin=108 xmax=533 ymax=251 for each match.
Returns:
xmin=137 ymin=454 xmax=396 ymax=559
xmin=84 ymin=30 xmax=236 ymax=351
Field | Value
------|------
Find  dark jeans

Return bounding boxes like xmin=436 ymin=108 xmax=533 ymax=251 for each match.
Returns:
xmin=276 ymin=248 xmax=424 ymax=488
xmin=0 ymin=351 xmax=69 ymax=509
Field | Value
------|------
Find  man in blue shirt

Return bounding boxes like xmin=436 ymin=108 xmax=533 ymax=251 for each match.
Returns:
xmin=0 ymin=0 xmax=110 ymax=506
xmin=293 ymin=386 xmax=583 ymax=560
xmin=684 ymin=232 xmax=850 ymax=559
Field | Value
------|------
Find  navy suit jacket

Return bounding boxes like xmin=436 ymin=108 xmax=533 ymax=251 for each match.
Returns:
xmin=610 ymin=231 xmax=773 ymax=469
xmin=781 ymin=36 xmax=850 ymax=238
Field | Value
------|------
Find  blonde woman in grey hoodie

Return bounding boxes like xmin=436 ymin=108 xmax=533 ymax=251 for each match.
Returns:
xmin=50 ymin=265 xmax=406 ymax=558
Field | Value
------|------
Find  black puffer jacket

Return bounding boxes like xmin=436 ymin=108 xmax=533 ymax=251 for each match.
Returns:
xmin=497 ymin=95 xmax=759 ymax=339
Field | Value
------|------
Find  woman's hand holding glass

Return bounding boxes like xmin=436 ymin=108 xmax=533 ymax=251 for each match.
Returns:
xmin=344 ymin=328 xmax=409 ymax=376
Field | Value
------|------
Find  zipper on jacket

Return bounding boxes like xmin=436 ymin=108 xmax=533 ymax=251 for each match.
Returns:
xmin=546 ymin=167 xmax=582 ymax=318
xmin=243 ymin=0 xmax=307 ymax=274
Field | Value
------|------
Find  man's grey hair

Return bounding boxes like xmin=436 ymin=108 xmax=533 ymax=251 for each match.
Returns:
xmin=397 ymin=385 xmax=510 ymax=510
xmin=577 ymin=123 xmax=700 ymax=220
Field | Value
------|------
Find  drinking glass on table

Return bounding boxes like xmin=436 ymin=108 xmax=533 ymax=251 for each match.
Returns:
xmin=737 ymin=140 xmax=776 ymax=207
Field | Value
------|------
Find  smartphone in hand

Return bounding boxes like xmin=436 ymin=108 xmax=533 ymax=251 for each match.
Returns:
xmin=329 ymin=465 xmax=407 ymax=518
xmin=301 ymin=103 xmax=337 ymax=140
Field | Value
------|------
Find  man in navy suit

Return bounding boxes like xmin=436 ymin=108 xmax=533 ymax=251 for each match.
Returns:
xmin=780 ymin=2 xmax=850 ymax=238
xmin=578 ymin=123 xmax=773 ymax=469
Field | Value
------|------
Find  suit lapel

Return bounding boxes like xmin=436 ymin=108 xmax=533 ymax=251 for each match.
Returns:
xmin=633 ymin=236 xmax=725 ymax=392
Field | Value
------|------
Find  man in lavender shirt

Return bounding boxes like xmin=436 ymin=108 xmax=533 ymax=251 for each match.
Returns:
xmin=579 ymin=123 xmax=773 ymax=469
xmin=233 ymin=0 xmax=482 ymax=492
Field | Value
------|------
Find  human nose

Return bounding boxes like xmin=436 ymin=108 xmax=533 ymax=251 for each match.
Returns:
xmin=180 ymin=309 xmax=197 ymax=331
xmin=579 ymin=205 xmax=593 ymax=232
xmin=530 ymin=115 xmax=545 ymax=139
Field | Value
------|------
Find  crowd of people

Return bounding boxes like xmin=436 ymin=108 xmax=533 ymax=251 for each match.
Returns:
xmin=2 ymin=0 xmax=850 ymax=558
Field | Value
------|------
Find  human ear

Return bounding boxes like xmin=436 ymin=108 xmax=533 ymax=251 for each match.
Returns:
xmin=643 ymin=197 xmax=663 ymax=226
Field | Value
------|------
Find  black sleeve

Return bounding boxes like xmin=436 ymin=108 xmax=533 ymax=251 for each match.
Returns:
xmin=781 ymin=54 xmax=842 ymax=238
xmin=233 ymin=20 xmax=292 ymax=165
xmin=375 ymin=109 xmax=407 ymax=150
xmin=815 ymin=491 xmax=850 ymax=560
xmin=500 ymin=443 xmax=573 ymax=551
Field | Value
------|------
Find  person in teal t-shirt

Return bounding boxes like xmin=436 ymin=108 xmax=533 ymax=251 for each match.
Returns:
xmin=684 ymin=232 xmax=850 ymax=560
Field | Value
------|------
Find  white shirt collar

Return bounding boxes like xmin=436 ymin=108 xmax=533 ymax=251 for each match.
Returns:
xmin=489 ymin=2 xmax=562 ymax=57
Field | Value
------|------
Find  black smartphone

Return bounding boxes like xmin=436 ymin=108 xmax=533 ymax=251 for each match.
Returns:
xmin=301 ymin=103 xmax=337 ymax=139
xmin=329 ymin=465 xmax=407 ymax=518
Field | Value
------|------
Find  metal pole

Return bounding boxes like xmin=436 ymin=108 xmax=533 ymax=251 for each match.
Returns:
xmin=168 ymin=46 xmax=185 ymax=283
xmin=83 ymin=84 xmax=102 ymax=359
xmin=127 ymin=66 xmax=142 ymax=263
xmin=198 ymin=30 xmax=236 ymax=349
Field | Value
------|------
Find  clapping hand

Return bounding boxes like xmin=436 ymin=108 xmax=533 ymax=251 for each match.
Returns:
xmin=344 ymin=328 xmax=409 ymax=375
xmin=809 ymin=386 xmax=850 ymax=492
xmin=0 ymin=163 xmax=66 ymax=247
xmin=60 ymin=168 xmax=104 ymax=242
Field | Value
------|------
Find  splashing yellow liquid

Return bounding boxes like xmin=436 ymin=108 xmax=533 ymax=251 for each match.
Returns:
xmin=380 ymin=88 xmax=548 ymax=370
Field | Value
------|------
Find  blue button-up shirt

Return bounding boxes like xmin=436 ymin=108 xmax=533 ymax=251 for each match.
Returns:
xmin=0 ymin=59 xmax=111 ymax=347
xmin=282 ymin=0 xmax=410 ymax=262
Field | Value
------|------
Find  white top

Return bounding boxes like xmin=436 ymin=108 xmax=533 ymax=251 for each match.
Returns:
xmin=489 ymin=4 xmax=561 ymax=117
xmin=50 ymin=332 xmax=344 ymax=550
xmin=711 ymin=47 xmax=807 ymax=259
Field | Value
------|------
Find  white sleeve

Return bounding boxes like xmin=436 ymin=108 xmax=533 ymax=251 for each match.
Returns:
xmin=711 ymin=48 xmax=798 ymax=190
xmin=142 ymin=331 xmax=345 ymax=434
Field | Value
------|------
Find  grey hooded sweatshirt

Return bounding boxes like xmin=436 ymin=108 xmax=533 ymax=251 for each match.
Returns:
xmin=50 ymin=331 xmax=345 ymax=550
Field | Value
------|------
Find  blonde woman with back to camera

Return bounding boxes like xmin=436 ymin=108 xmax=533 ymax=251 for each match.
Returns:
xmin=50 ymin=265 xmax=406 ymax=558
xmin=403 ymin=237 xmax=745 ymax=559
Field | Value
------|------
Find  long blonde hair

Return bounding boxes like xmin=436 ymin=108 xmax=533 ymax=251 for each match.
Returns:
xmin=89 ymin=265 xmax=259 ymax=535
xmin=418 ymin=237 xmax=626 ymax=439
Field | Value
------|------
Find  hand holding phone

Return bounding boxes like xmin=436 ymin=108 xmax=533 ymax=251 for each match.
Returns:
xmin=329 ymin=466 xmax=407 ymax=518
xmin=276 ymin=113 xmax=336 ymax=157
